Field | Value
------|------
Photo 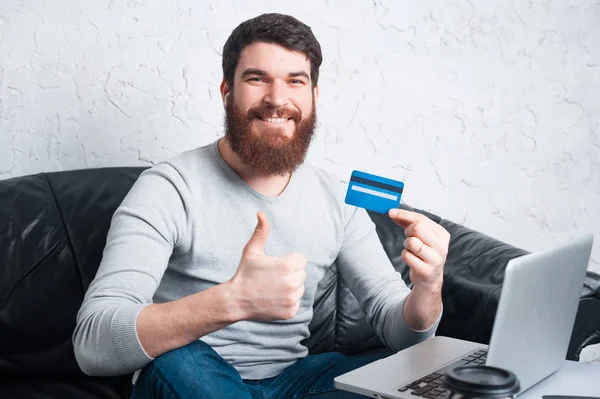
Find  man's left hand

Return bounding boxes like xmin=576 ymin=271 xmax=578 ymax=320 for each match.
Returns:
xmin=388 ymin=209 xmax=450 ymax=293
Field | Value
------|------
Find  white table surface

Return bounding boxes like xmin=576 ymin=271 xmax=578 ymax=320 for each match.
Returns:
xmin=519 ymin=360 xmax=600 ymax=398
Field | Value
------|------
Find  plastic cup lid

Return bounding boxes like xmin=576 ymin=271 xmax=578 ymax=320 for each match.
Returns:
xmin=442 ymin=365 xmax=520 ymax=397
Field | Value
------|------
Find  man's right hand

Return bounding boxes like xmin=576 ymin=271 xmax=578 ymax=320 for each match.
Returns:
xmin=228 ymin=212 xmax=307 ymax=321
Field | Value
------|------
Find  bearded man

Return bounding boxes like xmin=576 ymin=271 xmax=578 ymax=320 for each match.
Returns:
xmin=73 ymin=13 xmax=449 ymax=399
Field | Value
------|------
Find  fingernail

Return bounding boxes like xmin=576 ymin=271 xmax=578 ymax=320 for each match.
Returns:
xmin=390 ymin=209 xmax=398 ymax=217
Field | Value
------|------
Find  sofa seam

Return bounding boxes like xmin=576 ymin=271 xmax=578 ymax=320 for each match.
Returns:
xmin=480 ymin=285 xmax=503 ymax=341
xmin=445 ymin=243 xmax=501 ymax=278
xmin=45 ymin=173 xmax=86 ymax=290
xmin=2 ymin=240 xmax=62 ymax=302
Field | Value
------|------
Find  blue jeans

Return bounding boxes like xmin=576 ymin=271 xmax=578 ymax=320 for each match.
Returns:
xmin=131 ymin=340 xmax=389 ymax=399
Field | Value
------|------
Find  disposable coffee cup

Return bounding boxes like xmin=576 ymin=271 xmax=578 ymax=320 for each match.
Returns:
xmin=441 ymin=365 xmax=520 ymax=399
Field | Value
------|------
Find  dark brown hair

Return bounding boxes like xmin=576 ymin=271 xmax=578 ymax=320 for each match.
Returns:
xmin=222 ymin=13 xmax=323 ymax=90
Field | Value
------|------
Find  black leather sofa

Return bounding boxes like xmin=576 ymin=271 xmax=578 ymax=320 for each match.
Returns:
xmin=1 ymin=167 xmax=599 ymax=399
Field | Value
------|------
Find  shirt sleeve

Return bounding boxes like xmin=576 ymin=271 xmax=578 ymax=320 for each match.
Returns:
xmin=72 ymin=163 xmax=190 ymax=376
xmin=335 ymin=196 xmax=442 ymax=352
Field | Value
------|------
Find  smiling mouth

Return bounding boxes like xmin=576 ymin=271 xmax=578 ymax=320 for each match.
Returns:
xmin=256 ymin=116 xmax=292 ymax=124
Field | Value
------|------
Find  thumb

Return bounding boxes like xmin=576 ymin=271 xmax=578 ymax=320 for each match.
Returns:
xmin=243 ymin=212 xmax=270 ymax=257
xmin=388 ymin=208 xmax=418 ymax=229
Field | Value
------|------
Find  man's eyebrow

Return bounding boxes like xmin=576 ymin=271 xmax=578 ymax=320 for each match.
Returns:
xmin=241 ymin=68 xmax=267 ymax=79
xmin=288 ymin=71 xmax=310 ymax=80
xmin=240 ymin=69 xmax=310 ymax=81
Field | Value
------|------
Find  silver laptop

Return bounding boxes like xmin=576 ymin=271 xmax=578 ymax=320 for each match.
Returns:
xmin=334 ymin=235 xmax=594 ymax=399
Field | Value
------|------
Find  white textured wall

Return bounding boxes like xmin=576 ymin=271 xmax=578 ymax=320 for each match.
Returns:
xmin=1 ymin=0 xmax=600 ymax=363
xmin=1 ymin=0 xmax=599 ymax=276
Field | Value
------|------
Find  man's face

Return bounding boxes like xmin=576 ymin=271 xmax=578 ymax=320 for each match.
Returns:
xmin=223 ymin=41 xmax=318 ymax=176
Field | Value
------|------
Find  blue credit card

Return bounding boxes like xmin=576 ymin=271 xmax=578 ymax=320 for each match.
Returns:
xmin=344 ymin=170 xmax=404 ymax=214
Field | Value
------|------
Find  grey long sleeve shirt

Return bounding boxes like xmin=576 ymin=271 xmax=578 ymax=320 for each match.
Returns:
xmin=72 ymin=139 xmax=441 ymax=379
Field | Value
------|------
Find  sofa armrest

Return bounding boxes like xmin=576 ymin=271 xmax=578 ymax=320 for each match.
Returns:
xmin=435 ymin=219 xmax=600 ymax=362
xmin=567 ymin=270 xmax=600 ymax=361
xmin=434 ymin=218 xmax=528 ymax=344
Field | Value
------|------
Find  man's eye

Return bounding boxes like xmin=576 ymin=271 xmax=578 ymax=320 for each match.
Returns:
xmin=291 ymin=79 xmax=304 ymax=85
xmin=248 ymin=77 xmax=263 ymax=82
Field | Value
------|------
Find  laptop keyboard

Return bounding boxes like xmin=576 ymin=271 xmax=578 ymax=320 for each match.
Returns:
xmin=396 ymin=348 xmax=488 ymax=398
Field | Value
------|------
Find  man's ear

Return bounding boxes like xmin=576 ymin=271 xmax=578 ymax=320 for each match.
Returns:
xmin=313 ymin=84 xmax=319 ymax=104
xmin=220 ymin=80 xmax=230 ymax=107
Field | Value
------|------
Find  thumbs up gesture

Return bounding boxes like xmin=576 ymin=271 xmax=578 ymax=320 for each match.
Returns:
xmin=228 ymin=212 xmax=307 ymax=321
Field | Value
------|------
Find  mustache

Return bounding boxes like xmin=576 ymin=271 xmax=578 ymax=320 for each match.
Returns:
xmin=248 ymin=103 xmax=302 ymax=123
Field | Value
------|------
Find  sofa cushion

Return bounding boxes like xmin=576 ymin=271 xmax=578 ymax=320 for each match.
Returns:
xmin=0 ymin=168 xmax=143 ymax=378
xmin=0 ymin=173 xmax=84 ymax=375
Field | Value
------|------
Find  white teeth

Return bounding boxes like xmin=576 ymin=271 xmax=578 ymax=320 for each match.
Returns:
xmin=263 ymin=117 xmax=287 ymax=123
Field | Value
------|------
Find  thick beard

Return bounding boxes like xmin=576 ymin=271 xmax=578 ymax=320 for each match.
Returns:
xmin=224 ymin=96 xmax=317 ymax=177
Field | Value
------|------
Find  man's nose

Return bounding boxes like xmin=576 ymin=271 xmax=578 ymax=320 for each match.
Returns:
xmin=263 ymin=81 xmax=289 ymax=108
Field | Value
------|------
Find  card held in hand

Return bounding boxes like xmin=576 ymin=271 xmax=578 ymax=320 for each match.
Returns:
xmin=344 ymin=170 xmax=404 ymax=214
